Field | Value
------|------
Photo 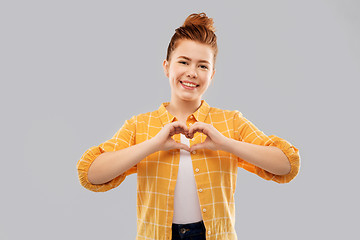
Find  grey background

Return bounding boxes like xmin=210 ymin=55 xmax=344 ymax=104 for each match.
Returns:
xmin=1 ymin=0 xmax=359 ymax=239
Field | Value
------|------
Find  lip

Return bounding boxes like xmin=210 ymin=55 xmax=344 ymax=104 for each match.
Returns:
xmin=179 ymin=80 xmax=199 ymax=90
xmin=180 ymin=80 xmax=199 ymax=87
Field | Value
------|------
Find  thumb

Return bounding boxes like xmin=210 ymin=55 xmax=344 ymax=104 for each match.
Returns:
xmin=190 ymin=142 xmax=206 ymax=152
xmin=175 ymin=142 xmax=190 ymax=152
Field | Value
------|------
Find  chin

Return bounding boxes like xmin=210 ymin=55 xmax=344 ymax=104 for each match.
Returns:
xmin=179 ymin=94 xmax=200 ymax=102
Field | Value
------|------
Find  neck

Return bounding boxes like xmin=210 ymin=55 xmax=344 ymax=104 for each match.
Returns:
xmin=166 ymin=98 xmax=202 ymax=121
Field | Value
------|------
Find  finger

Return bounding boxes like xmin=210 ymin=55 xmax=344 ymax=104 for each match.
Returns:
xmin=188 ymin=122 xmax=203 ymax=133
xmin=173 ymin=121 xmax=189 ymax=131
xmin=171 ymin=122 xmax=189 ymax=136
xmin=178 ymin=126 xmax=189 ymax=135
xmin=187 ymin=132 xmax=194 ymax=139
xmin=190 ymin=142 xmax=207 ymax=152
xmin=175 ymin=142 xmax=190 ymax=152
xmin=187 ymin=125 xmax=203 ymax=138
xmin=168 ymin=126 xmax=176 ymax=136
xmin=174 ymin=121 xmax=188 ymax=128
xmin=189 ymin=123 xmax=209 ymax=136
xmin=168 ymin=123 xmax=183 ymax=137
xmin=174 ymin=126 xmax=182 ymax=134
xmin=185 ymin=132 xmax=193 ymax=139
xmin=174 ymin=127 xmax=187 ymax=136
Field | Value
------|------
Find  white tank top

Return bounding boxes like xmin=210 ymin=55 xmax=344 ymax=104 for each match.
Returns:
xmin=172 ymin=133 xmax=203 ymax=224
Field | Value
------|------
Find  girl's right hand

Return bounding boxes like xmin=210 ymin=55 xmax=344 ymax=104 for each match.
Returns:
xmin=151 ymin=121 xmax=190 ymax=152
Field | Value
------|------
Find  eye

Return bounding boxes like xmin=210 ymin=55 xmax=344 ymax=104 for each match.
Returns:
xmin=179 ymin=61 xmax=188 ymax=65
xmin=199 ymin=65 xmax=208 ymax=69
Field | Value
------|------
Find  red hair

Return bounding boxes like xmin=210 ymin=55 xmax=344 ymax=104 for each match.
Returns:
xmin=166 ymin=13 xmax=218 ymax=66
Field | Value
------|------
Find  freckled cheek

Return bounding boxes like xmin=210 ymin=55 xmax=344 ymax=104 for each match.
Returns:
xmin=170 ymin=76 xmax=181 ymax=87
xmin=169 ymin=69 xmax=183 ymax=81
xmin=199 ymin=74 xmax=212 ymax=85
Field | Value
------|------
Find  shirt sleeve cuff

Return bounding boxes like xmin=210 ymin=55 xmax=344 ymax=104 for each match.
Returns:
xmin=265 ymin=135 xmax=301 ymax=184
xmin=77 ymin=146 xmax=127 ymax=192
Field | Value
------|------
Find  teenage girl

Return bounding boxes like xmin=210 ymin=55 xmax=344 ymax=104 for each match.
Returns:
xmin=77 ymin=12 xmax=300 ymax=240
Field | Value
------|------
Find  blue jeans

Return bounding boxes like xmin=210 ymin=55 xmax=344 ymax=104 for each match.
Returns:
xmin=172 ymin=220 xmax=206 ymax=240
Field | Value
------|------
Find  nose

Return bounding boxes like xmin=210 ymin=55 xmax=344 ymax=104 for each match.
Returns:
xmin=186 ymin=66 xmax=198 ymax=78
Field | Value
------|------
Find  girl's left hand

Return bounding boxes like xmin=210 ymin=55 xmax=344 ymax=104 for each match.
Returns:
xmin=187 ymin=122 xmax=229 ymax=152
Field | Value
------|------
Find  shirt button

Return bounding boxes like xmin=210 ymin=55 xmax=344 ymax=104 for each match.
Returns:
xmin=192 ymin=150 xmax=196 ymax=154
xmin=189 ymin=123 xmax=193 ymax=126
xmin=195 ymin=168 xmax=199 ymax=173
xmin=208 ymin=230 xmax=211 ymax=235
xmin=198 ymin=188 xmax=203 ymax=193
xmin=202 ymin=208 xmax=207 ymax=212
xmin=190 ymin=115 xmax=194 ymax=119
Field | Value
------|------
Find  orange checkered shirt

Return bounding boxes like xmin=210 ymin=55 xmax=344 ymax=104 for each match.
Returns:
xmin=77 ymin=100 xmax=300 ymax=240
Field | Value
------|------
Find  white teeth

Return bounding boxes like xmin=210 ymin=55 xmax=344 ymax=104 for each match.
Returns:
xmin=182 ymin=82 xmax=197 ymax=87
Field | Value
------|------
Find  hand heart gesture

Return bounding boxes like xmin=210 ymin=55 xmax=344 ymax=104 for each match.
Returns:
xmin=152 ymin=121 xmax=191 ymax=152
xmin=152 ymin=121 xmax=228 ymax=152
xmin=188 ymin=122 xmax=228 ymax=152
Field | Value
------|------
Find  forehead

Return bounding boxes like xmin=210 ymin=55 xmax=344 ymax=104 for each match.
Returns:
xmin=171 ymin=40 xmax=214 ymax=63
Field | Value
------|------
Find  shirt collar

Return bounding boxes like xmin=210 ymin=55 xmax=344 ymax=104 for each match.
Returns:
xmin=157 ymin=100 xmax=210 ymax=126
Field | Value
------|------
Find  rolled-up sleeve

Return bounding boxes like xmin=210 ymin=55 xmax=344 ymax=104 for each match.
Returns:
xmin=76 ymin=115 xmax=138 ymax=192
xmin=233 ymin=111 xmax=300 ymax=183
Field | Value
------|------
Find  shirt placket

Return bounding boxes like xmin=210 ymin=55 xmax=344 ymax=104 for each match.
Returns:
xmin=186 ymin=115 xmax=212 ymax=237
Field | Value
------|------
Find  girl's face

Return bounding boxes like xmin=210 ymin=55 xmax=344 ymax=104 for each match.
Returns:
xmin=163 ymin=39 xmax=215 ymax=103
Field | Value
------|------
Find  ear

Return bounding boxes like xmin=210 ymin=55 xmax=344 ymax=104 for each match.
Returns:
xmin=162 ymin=60 xmax=169 ymax=78
xmin=210 ymin=68 xmax=216 ymax=85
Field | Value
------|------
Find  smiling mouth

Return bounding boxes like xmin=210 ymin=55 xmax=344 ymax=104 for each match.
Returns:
xmin=180 ymin=81 xmax=199 ymax=88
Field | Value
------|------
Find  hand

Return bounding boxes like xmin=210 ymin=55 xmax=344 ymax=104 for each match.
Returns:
xmin=151 ymin=121 xmax=190 ymax=152
xmin=188 ymin=122 xmax=229 ymax=152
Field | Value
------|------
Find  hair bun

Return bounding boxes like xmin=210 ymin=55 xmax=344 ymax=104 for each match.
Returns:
xmin=183 ymin=12 xmax=215 ymax=32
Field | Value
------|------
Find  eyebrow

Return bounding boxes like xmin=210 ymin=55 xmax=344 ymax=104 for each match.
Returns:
xmin=177 ymin=56 xmax=211 ymax=65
